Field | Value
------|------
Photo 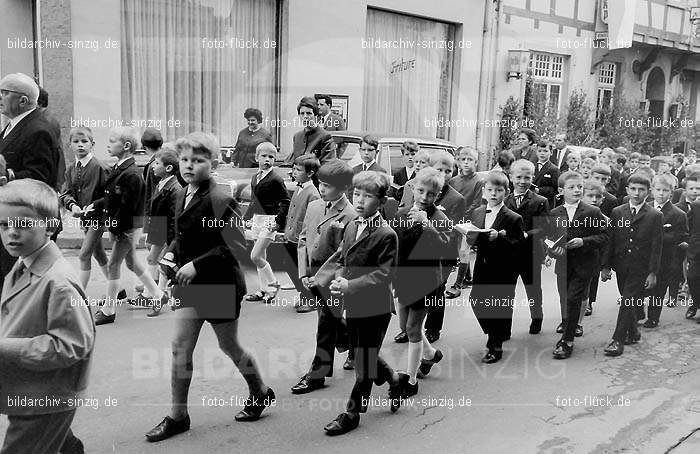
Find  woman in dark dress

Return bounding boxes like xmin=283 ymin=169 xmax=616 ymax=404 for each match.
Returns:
xmin=233 ymin=107 xmax=273 ymax=168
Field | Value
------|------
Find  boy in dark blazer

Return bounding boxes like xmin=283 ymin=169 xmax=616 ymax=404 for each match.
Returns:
xmin=532 ymin=140 xmax=559 ymax=208
xmin=391 ymin=140 xmax=419 ymax=202
xmin=685 ymin=198 xmax=700 ymax=320
xmin=466 ymin=171 xmax=524 ymax=364
xmin=292 ymin=159 xmax=357 ymax=394
xmin=352 ymin=134 xmax=387 ymax=175
xmin=506 ymin=160 xmax=550 ymax=335
xmin=602 ymin=174 xmax=663 ymax=356
xmin=590 ymin=164 xmax=619 ymax=216
xmin=145 ymin=133 xmax=274 ymax=443
xmin=646 ymin=174 xmax=688 ymax=327
xmin=315 ymin=171 xmax=402 ymax=436
xmin=548 ymin=171 xmax=608 ymax=359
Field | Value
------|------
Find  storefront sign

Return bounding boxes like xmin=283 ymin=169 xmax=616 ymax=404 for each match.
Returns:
xmin=390 ymin=58 xmax=416 ymax=74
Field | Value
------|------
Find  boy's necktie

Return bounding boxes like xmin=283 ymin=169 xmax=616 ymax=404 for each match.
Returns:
xmin=324 ymin=201 xmax=331 ymax=215
xmin=631 ymin=207 xmax=637 ymax=217
xmin=516 ymin=194 xmax=524 ymax=208
xmin=12 ymin=262 xmax=26 ymax=287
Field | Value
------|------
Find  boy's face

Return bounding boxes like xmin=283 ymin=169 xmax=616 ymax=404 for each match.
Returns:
xmin=360 ymin=142 xmax=377 ymax=164
xmin=652 ymin=182 xmax=672 ymax=205
xmin=107 ymin=133 xmax=129 ymax=159
xmin=583 ymin=190 xmax=603 ymax=206
xmin=152 ymin=157 xmax=168 ymax=178
xmin=566 ymin=155 xmax=579 ymax=169
xmin=685 ymin=180 xmax=700 ymax=201
xmin=483 ymin=181 xmax=507 ymax=207
xmin=599 ymin=154 xmax=611 ymax=166
xmin=558 ymin=177 xmax=583 ymax=204
xmin=415 ymin=156 xmax=429 ymax=172
xmin=299 ymin=106 xmax=316 ymax=128
xmin=352 ymin=187 xmax=384 ymax=218
xmin=590 ymin=172 xmax=610 ymax=187
xmin=658 ymin=162 xmax=670 ymax=174
xmin=179 ymin=148 xmax=213 ymax=185
xmin=412 ymin=181 xmax=439 ymax=210
xmin=687 ymin=152 xmax=697 ymax=165
xmin=639 ymin=158 xmax=651 ymax=168
xmin=629 ymin=158 xmax=639 ymax=169
xmin=0 ymin=203 xmax=51 ymax=258
xmin=318 ymin=181 xmax=344 ymax=202
xmin=70 ymin=133 xmax=93 ymax=159
xmin=536 ymin=146 xmax=551 ymax=163
xmin=292 ymin=164 xmax=311 ymax=184
xmin=459 ymin=154 xmax=476 ymax=174
xmin=256 ymin=150 xmax=275 ymax=171
xmin=626 ymin=182 xmax=649 ymax=205
xmin=511 ymin=168 xmax=532 ymax=194
xmin=432 ymin=162 xmax=452 ymax=185
xmin=401 ymin=145 xmax=417 ymax=168
xmin=580 ymin=161 xmax=593 ymax=178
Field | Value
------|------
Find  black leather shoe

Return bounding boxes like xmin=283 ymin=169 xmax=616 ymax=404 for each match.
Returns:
xmin=552 ymin=341 xmax=573 ymax=359
xmin=574 ymin=325 xmax=583 ymax=337
xmin=291 ymin=375 xmax=325 ymax=394
xmin=585 ymin=303 xmax=592 ymax=316
xmin=343 ymin=357 xmax=355 ymax=370
xmin=643 ymin=319 xmax=658 ymax=328
xmin=296 ymin=303 xmax=315 ymax=313
xmin=685 ymin=307 xmax=697 ymax=319
xmin=425 ymin=330 xmax=440 ymax=343
xmin=146 ymin=294 xmax=169 ymax=317
xmin=556 ymin=322 xmax=565 ymax=334
xmin=234 ymin=388 xmax=275 ymax=422
xmin=624 ymin=332 xmax=641 ymax=345
xmin=245 ymin=291 xmax=265 ymax=302
xmin=145 ymin=415 xmax=190 ymax=442
xmin=394 ymin=330 xmax=409 ymax=343
xmin=94 ymin=309 xmax=115 ymax=326
xmin=324 ymin=412 xmax=359 ymax=436
xmin=417 ymin=349 xmax=443 ymax=378
xmin=481 ymin=350 xmax=503 ymax=364
xmin=117 ymin=289 xmax=127 ymax=300
xmin=529 ymin=319 xmax=542 ymax=335
xmin=445 ymin=287 xmax=461 ymax=299
xmin=604 ymin=340 xmax=624 ymax=356
xmin=388 ymin=378 xmax=402 ymax=413
xmin=398 ymin=372 xmax=419 ymax=397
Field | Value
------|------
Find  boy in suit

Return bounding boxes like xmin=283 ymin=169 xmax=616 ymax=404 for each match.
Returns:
xmin=284 ymin=154 xmax=320 ymax=313
xmin=141 ymin=148 xmax=182 ymax=316
xmin=0 ymin=179 xmax=93 ymax=454
xmin=352 ymin=134 xmax=387 ymax=175
xmin=685 ymin=198 xmax=700 ymax=321
xmin=291 ymin=159 xmax=357 ymax=394
xmin=466 ymin=171 xmax=524 ymax=364
xmin=590 ymin=164 xmax=620 ymax=216
xmin=398 ymin=149 xmax=434 ymax=209
xmin=646 ymin=174 xmax=688 ymax=327
xmin=392 ymin=140 xmax=419 ymax=202
xmin=315 ymin=171 xmax=402 ymax=436
xmin=141 ymin=128 xmax=163 ymax=238
xmin=533 ymin=140 xmax=559 ymax=208
xmin=548 ymin=171 xmax=608 ymax=359
xmin=599 ymin=148 xmax=621 ymax=195
xmin=244 ymin=142 xmax=291 ymax=302
xmin=506 ymin=159 xmax=550 ymax=335
xmin=601 ymin=174 xmax=663 ymax=356
xmin=86 ymin=127 xmax=164 ymax=325
xmin=580 ymin=180 xmax=608 ymax=319
xmin=145 ymin=133 xmax=274 ymax=443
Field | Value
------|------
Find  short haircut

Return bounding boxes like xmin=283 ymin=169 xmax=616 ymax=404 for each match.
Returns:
xmin=653 ymin=173 xmax=676 ymax=190
xmin=566 ymin=150 xmax=581 ymax=161
xmin=0 ymin=179 xmax=60 ymax=225
xmin=685 ymin=163 xmax=700 ymax=178
xmin=519 ymin=128 xmax=537 ymax=145
xmin=175 ymin=132 xmax=220 ymax=161
xmin=591 ymin=163 xmax=611 ymax=177
xmin=415 ymin=149 xmax=435 ymax=163
xmin=511 ymin=159 xmax=535 ymax=174
xmin=635 ymin=167 xmax=655 ymax=181
xmin=352 ymin=170 xmax=390 ymax=199
xmin=297 ymin=96 xmax=318 ymax=115
xmin=537 ymin=140 xmax=550 ymax=149
xmin=141 ymin=127 xmax=163 ymax=150
xmin=582 ymin=150 xmax=599 ymax=160
xmin=429 ymin=150 xmax=454 ymax=168
xmin=314 ymin=94 xmax=332 ymax=106
xmin=601 ymin=147 xmax=616 ymax=159
xmin=161 ymin=141 xmax=177 ymax=154
xmin=361 ymin=134 xmax=379 ymax=150
xmin=0 ymin=73 xmax=39 ymax=105
xmin=582 ymin=157 xmax=596 ymax=167
xmin=293 ymin=153 xmax=320 ymax=175
xmin=457 ymin=146 xmax=478 ymax=161
xmin=111 ymin=126 xmax=141 ymax=151
xmin=686 ymin=175 xmax=700 ymax=185
xmin=413 ymin=167 xmax=444 ymax=193
xmin=628 ymin=173 xmax=651 ymax=189
xmin=558 ymin=170 xmax=583 ymax=188
xmin=401 ymin=140 xmax=419 ymax=154
xmin=485 ymin=170 xmax=509 ymax=190
xmin=317 ymin=159 xmax=354 ymax=189
xmin=69 ymin=126 xmax=94 ymax=142
xmin=155 ymin=149 xmax=179 ymax=174
xmin=244 ymin=107 xmax=263 ymax=123
xmin=639 ymin=154 xmax=651 ymax=161
xmin=630 ymin=151 xmax=641 ymax=160
xmin=583 ymin=180 xmax=604 ymax=195
xmin=255 ymin=141 xmax=277 ymax=158
xmin=673 ymin=153 xmax=685 ymax=164
xmin=616 ymin=154 xmax=627 ymax=165
xmin=38 ymin=87 xmax=48 ymax=108
xmin=497 ymin=150 xmax=515 ymax=168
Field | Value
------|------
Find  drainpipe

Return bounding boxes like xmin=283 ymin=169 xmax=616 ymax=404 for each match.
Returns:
xmin=475 ymin=0 xmax=501 ymax=170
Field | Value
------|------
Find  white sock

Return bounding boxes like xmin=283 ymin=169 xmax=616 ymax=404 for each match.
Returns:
xmin=422 ymin=331 xmax=437 ymax=359
xmin=138 ymin=272 xmax=163 ymax=300
xmin=407 ymin=341 xmax=422 ymax=384
xmin=79 ymin=269 xmax=91 ymax=291
xmin=258 ymin=262 xmax=275 ymax=291
xmin=99 ymin=264 xmax=109 ymax=278
xmin=103 ymin=279 xmax=120 ymax=316
xmin=149 ymin=264 xmax=159 ymax=282
xmin=157 ymin=272 xmax=168 ymax=292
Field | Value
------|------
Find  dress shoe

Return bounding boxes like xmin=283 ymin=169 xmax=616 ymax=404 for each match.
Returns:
xmin=146 ymin=294 xmax=169 ymax=317
xmin=394 ymin=330 xmax=409 ymax=343
xmin=417 ymin=349 xmax=443 ymax=378
xmin=444 ymin=287 xmax=461 ymax=299
xmin=296 ymin=303 xmax=315 ymax=313
xmin=324 ymin=412 xmax=359 ymax=436
xmin=574 ymin=325 xmax=583 ymax=337
xmin=291 ymin=375 xmax=325 ymax=394
xmin=552 ymin=341 xmax=573 ymax=359
xmin=529 ymin=319 xmax=542 ymax=335
xmin=556 ymin=322 xmax=565 ymax=334
xmin=245 ymin=291 xmax=265 ymax=302
xmin=388 ymin=378 xmax=402 ymax=413
xmin=425 ymin=330 xmax=440 ymax=343
xmin=585 ymin=303 xmax=592 ymax=316
xmin=145 ymin=415 xmax=190 ymax=442
xmin=398 ymin=372 xmax=419 ymax=397
xmin=127 ymin=293 xmax=154 ymax=309
xmin=624 ymin=332 xmax=641 ymax=345
xmin=604 ymin=340 xmax=624 ymax=356
xmin=643 ymin=319 xmax=659 ymax=328
xmin=685 ymin=307 xmax=698 ymax=319
xmin=481 ymin=350 xmax=503 ymax=364
xmin=343 ymin=357 xmax=355 ymax=370
xmin=94 ymin=309 xmax=115 ymax=326
xmin=234 ymin=388 xmax=275 ymax=422
xmin=117 ymin=289 xmax=127 ymax=300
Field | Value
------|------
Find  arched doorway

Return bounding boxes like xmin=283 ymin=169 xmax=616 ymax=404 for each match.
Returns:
xmin=646 ymin=67 xmax=665 ymax=120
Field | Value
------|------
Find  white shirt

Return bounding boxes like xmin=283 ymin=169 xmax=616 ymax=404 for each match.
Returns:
xmin=2 ymin=108 xmax=35 ymax=138
xmin=361 ymin=160 xmax=377 ymax=171
xmin=405 ymin=166 xmax=415 ymax=180
xmin=629 ymin=201 xmax=644 ymax=215
xmin=116 ymin=156 xmax=130 ymax=168
xmin=485 ymin=202 xmax=504 ymax=229
xmin=654 ymin=201 xmax=666 ymax=211
xmin=355 ymin=211 xmax=380 ymax=240
xmin=184 ymin=184 xmax=198 ymax=209
xmin=76 ymin=153 xmax=93 ymax=168
xmin=295 ymin=179 xmax=313 ymax=193
xmin=157 ymin=175 xmax=175 ymax=192
xmin=563 ymin=201 xmax=580 ymax=222
xmin=256 ymin=167 xmax=273 ymax=184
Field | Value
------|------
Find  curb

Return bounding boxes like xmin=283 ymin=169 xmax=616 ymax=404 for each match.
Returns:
xmin=56 ymin=233 xmax=149 ymax=250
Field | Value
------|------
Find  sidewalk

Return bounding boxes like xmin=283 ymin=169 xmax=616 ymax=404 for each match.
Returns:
xmin=56 ymin=212 xmax=148 ymax=249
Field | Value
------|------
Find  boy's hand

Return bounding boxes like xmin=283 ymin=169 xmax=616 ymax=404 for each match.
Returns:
xmin=551 ymin=246 xmax=565 ymax=257
xmin=601 ymin=268 xmax=612 ymax=281
xmin=408 ymin=207 xmax=428 ymax=224
xmin=544 ymin=256 xmax=553 ymax=267
xmin=302 ymin=276 xmax=315 ymax=289
xmin=644 ymin=273 xmax=656 ymax=289
xmin=330 ymin=277 xmax=348 ymax=295
xmin=498 ymin=229 xmax=506 ymax=238
xmin=176 ymin=261 xmax=197 ymax=286
xmin=566 ymin=238 xmax=583 ymax=249
xmin=488 ymin=229 xmax=499 ymax=241
xmin=83 ymin=203 xmax=94 ymax=214
xmin=71 ymin=205 xmax=83 ymax=217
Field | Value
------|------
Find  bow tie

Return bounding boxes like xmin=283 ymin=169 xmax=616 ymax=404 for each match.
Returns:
xmin=485 ymin=209 xmax=492 ymax=213
xmin=355 ymin=218 xmax=368 ymax=225
xmin=296 ymin=182 xmax=304 ymax=188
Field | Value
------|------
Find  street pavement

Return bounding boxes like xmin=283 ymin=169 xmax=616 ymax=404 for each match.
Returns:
xmin=1 ymin=248 xmax=699 ymax=453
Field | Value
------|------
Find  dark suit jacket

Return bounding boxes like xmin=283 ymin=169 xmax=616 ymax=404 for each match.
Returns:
xmin=0 ymin=109 xmax=60 ymax=186
xmin=315 ymin=215 xmax=398 ymax=318
xmin=651 ymin=201 xmax=688 ymax=277
xmin=91 ymin=156 xmax=146 ymax=235
xmin=548 ymin=202 xmax=608 ymax=278
xmin=243 ymin=170 xmax=291 ymax=230
xmin=505 ymin=190 xmax=550 ymax=263
xmin=686 ymin=200 xmax=700 ymax=264
xmin=352 ymin=162 xmax=387 ymax=175
xmin=393 ymin=167 xmax=415 ymax=187
xmin=59 ymin=156 xmax=108 ymax=212
xmin=288 ymin=126 xmax=336 ymax=165
xmin=675 ymin=197 xmax=693 ymax=214
xmin=320 ymin=113 xmax=346 ymax=131
xmin=551 ymin=147 xmax=571 ymax=172
xmin=607 ymin=167 xmax=621 ymax=196
xmin=672 ymin=166 xmax=685 ymax=184
xmin=617 ymin=169 xmax=631 ymax=200
xmin=146 ymin=176 xmax=182 ymax=246
xmin=533 ymin=161 xmax=559 ymax=207
xmin=600 ymin=191 xmax=618 ymax=217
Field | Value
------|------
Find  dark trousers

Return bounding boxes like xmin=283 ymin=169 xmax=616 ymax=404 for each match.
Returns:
xmin=309 ymin=287 xmax=350 ymax=379
xmin=556 ymin=271 xmax=591 ymax=342
xmin=424 ymin=258 xmax=452 ymax=333
xmin=687 ymin=261 xmax=700 ymax=310
xmin=346 ymin=313 xmax=394 ymax=413
xmin=470 ymin=284 xmax=516 ymax=351
xmin=611 ymin=272 xmax=644 ymax=342
xmin=1 ymin=409 xmax=79 ymax=454
xmin=648 ymin=266 xmax=682 ymax=322
xmin=588 ymin=270 xmax=601 ymax=303
xmin=281 ymin=241 xmax=309 ymax=296
xmin=516 ymin=256 xmax=543 ymax=321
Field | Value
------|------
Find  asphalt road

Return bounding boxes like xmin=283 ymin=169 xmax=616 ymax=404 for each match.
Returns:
xmin=1 ymin=249 xmax=699 ymax=453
